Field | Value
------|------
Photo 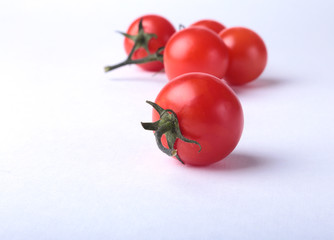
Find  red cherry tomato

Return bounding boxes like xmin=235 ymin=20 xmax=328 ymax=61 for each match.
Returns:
xmin=219 ymin=27 xmax=267 ymax=85
xmin=124 ymin=15 xmax=176 ymax=71
xmin=190 ymin=19 xmax=226 ymax=34
xmin=152 ymin=72 xmax=244 ymax=166
xmin=164 ymin=27 xmax=229 ymax=80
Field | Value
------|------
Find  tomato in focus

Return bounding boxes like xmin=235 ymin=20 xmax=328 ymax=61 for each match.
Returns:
xmin=219 ymin=27 xmax=267 ymax=85
xmin=152 ymin=72 xmax=244 ymax=166
xmin=190 ymin=19 xmax=226 ymax=34
xmin=124 ymin=15 xmax=176 ymax=71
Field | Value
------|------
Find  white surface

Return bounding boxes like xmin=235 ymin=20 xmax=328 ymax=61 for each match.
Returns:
xmin=1 ymin=0 xmax=334 ymax=239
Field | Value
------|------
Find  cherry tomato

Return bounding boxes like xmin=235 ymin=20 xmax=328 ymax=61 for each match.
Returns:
xmin=164 ymin=27 xmax=229 ymax=80
xmin=219 ymin=27 xmax=267 ymax=85
xmin=152 ymin=72 xmax=244 ymax=166
xmin=124 ymin=15 xmax=176 ymax=71
xmin=190 ymin=19 xmax=226 ymax=34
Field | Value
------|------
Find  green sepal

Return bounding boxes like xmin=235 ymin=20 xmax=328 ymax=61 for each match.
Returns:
xmin=141 ymin=120 xmax=160 ymax=131
xmin=118 ymin=18 xmax=157 ymax=55
xmin=141 ymin=100 xmax=202 ymax=164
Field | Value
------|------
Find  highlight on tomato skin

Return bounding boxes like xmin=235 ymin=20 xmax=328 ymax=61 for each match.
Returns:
xmin=219 ymin=27 xmax=268 ymax=85
xmin=124 ymin=14 xmax=176 ymax=71
xmin=163 ymin=27 xmax=230 ymax=81
xmin=189 ymin=19 xmax=226 ymax=34
xmin=151 ymin=72 xmax=244 ymax=166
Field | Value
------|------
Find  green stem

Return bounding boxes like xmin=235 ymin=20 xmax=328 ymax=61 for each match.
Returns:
xmin=104 ymin=50 xmax=163 ymax=72
xmin=104 ymin=61 xmax=128 ymax=72
xmin=126 ymin=42 xmax=137 ymax=60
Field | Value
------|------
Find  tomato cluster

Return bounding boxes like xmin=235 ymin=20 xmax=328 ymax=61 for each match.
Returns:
xmin=105 ymin=14 xmax=268 ymax=166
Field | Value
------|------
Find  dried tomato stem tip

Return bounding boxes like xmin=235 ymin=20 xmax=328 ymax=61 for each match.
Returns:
xmin=104 ymin=19 xmax=163 ymax=73
xmin=141 ymin=101 xmax=201 ymax=164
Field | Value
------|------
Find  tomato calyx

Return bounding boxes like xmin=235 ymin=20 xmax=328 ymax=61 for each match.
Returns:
xmin=104 ymin=19 xmax=163 ymax=72
xmin=141 ymin=101 xmax=202 ymax=164
xmin=119 ymin=18 xmax=157 ymax=56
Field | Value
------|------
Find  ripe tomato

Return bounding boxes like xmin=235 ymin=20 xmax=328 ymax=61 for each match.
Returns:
xmin=124 ymin=15 xmax=176 ymax=71
xmin=164 ymin=27 xmax=229 ymax=80
xmin=219 ymin=27 xmax=267 ymax=85
xmin=151 ymin=73 xmax=244 ymax=166
xmin=189 ymin=19 xmax=226 ymax=34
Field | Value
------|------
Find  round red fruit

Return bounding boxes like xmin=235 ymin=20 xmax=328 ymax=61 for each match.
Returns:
xmin=190 ymin=19 xmax=226 ymax=34
xmin=164 ymin=27 xmax=229 ymax=80
xmin=219 ymin=27 xmax=267 ymax=85
xmin=152 ymin=72 xmax=243 ymax=166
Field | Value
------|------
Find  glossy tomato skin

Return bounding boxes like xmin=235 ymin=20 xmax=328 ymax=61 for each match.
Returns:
xmin=152 ymin=73 xmax=244 ymax=166
xmin=124 ymin=15 xmax=176 ymax=71
xmin=219 ymin=27 xmax=267 ymax=85
xmin=164 ymin=27 xmax=229 ymax=80
xmin=190 ymin=19 xmax=226 ymax=34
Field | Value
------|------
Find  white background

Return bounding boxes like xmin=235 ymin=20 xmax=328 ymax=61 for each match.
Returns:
xmin=1 ymin=0 xmax=334 ymax=239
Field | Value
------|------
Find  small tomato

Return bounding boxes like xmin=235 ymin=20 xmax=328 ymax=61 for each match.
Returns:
xmin=142 ymin=73 xmax=244 ymax=166
xmin=164 ymin=27 xmax=229 ymax=80
xmin=190 ymin=19 xmax=226 ymax=34
xmin=124 ymin=15 xmax=176 ymax=71
xmin=219 ymin=27 xmax=267 ymax=85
